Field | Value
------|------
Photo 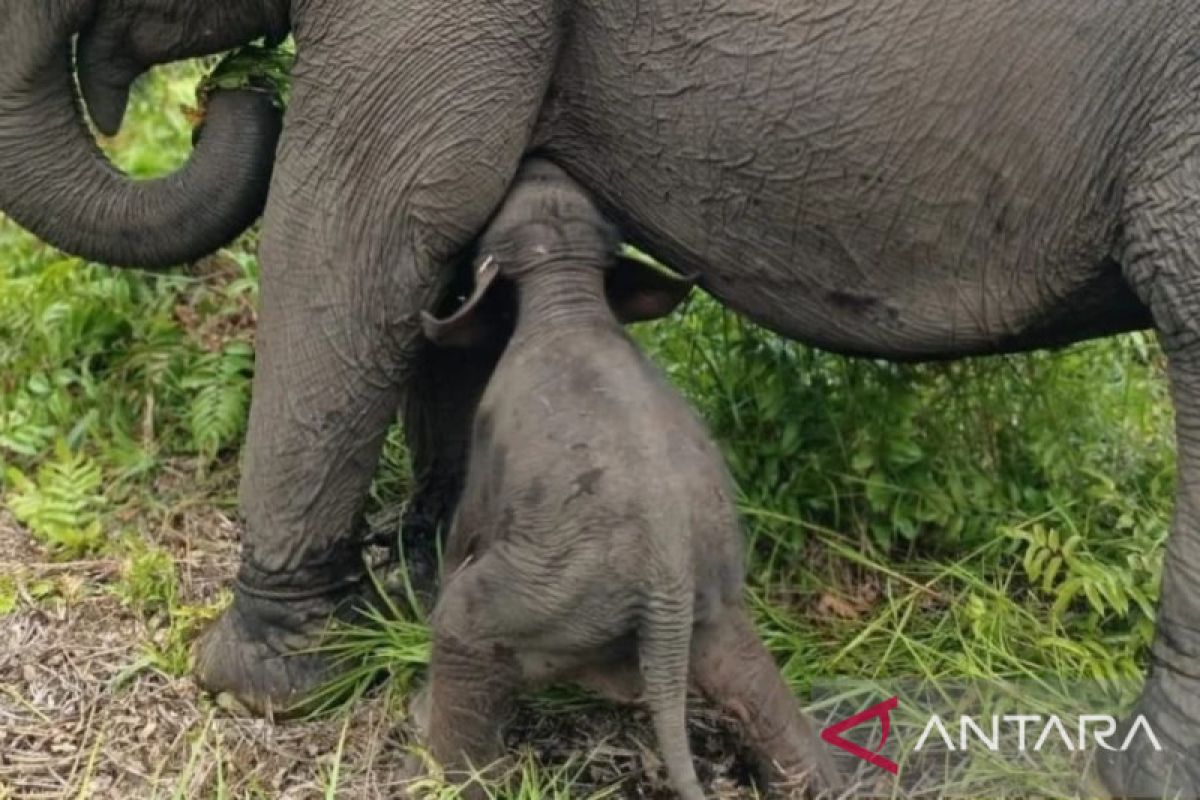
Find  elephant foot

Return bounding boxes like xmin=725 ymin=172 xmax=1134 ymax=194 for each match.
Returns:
xmin=1094 ymin=679 xmax=1200 ymax=799
xmin=1095 ymin=735 xmax=1199 ymax=799
xmin=401 ymin=692 xmax=495 ymax=800
xmin=192 ymin=556 xmax=377 ymax=717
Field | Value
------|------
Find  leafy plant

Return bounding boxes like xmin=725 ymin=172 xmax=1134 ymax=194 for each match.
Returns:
xmin=197 ymin=43 xmax=295 ymax=111
xmin=144 ymin=599 xmax=226 ymax=678
xmin=114 ymin=543 xmax=180 ymax=614
xmin=5 ymin=440 xmax=106 ymax=557
xmin=180 ymin=341 xmax=254 ymax=467
xmin=0 ymin=574 xmax=17 ymax=616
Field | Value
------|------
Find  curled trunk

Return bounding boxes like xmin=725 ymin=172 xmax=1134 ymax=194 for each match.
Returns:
xmin=0 ymin=4 xmax=280 ymax=268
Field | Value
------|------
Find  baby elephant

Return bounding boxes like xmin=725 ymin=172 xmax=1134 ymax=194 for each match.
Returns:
xmin=417 ymin=159 xmax=840 ymax=799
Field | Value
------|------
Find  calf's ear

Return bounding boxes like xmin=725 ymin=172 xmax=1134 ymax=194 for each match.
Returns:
xmin=607 ymin=251 xmax=697 ymax=323
xmin=421 ymin=257 xmax=502 ymax=348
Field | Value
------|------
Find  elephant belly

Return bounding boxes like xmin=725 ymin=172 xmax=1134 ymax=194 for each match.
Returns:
xmin=536 ymin=0 xmax=1169 ymax=358
xmin=683 ymin=252 xmax=1151 ymax=360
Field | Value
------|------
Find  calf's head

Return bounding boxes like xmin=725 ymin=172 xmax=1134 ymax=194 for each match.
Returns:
xmin=422 ymin=160 xmax=695 ymax=348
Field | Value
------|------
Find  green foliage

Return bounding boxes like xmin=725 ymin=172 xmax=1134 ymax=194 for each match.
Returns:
xmin=114 ymin=542 xmax=180 ymax=614
xmin=1010 ymin=521 xmax=1159 ymax=623
xmin=637 ymin=299 xmax=1171 ymax=555
xmin=634 ymin=296 xmax=1173 ymax=685
xmin=108 ymin=539 xmax=224 ymax=681
xmin=0 ymin=64 xmax=258 ymax=503
xmin=181 ymin=341 xmax=254 ymax=467
xmin=369 ymin=422 xmax=414 ymax=511
xmin=304 ymin=573 xmax=431 ymax=716
xmin=103 ymin=63 xmax=207 ymax=175
xmin=142 ymin=599 xmax=226 ymax=679
xmin=199 ymin=43 xmax=295 ymax=110
xmin=0 ymin=63 xmax=254 ymax=684
xmin=5 ymin=441 xmax=106 ymax=557
xmin=0 ymin=574 xmax=17 ymax=616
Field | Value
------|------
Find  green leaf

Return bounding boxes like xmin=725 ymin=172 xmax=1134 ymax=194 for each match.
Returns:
xmin=1042 ymin=555 xmax=1063 ymax=594
xmin=198 ymin=43 xmax=295 ymax=111
xmin=1027 ymin=545 xmax=1050 ymax=581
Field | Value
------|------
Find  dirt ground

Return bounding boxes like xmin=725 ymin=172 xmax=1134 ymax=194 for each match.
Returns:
xmin=0 ymin=504 xmax=416 ymax=799
xmin=0 ymin=503 xmax=777 ymax=799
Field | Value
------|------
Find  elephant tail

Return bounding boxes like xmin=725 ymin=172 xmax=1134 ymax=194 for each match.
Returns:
xmin=640 ymin=583 xmax=705 ymax=800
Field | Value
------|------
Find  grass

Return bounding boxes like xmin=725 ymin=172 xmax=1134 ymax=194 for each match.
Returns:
xmin=0 ymin=62 xmax=1177 ymax=798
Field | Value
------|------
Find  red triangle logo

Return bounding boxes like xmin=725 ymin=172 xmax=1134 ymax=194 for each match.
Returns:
xmin=820 ymin=696 xmax=900 ymax=775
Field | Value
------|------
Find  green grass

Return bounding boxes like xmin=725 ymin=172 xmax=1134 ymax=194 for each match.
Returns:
xmin=0 ymin=62 xmax=1177 ymax=798
xmin=1 ymin=63 xmax=259 ymax=529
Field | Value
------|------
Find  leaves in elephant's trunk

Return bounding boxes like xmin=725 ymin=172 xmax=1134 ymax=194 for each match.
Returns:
xmin=620 ymin=243 xmax=676 ymax=276
xmin=194 ymin=43 xmax=295 ymax=120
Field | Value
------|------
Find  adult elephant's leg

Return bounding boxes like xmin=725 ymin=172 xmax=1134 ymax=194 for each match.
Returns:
xmin=400 ymin=332 xmax=506 ymax=595
xmin=192 ymin=0 xmax=560 ymax=715
xmin=1098 ymin=139 xmax=1200 ymax=797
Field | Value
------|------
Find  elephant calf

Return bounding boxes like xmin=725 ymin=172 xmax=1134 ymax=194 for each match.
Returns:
xmin=416 ymin=159 xmax=840 ymax=799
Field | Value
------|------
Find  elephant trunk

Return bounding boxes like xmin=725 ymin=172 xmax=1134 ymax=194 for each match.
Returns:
xmin=0 ymin=4 xmax=280 ymax=269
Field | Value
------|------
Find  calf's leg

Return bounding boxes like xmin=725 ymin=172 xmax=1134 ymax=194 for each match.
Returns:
xmin=421 ymin=547 xmax=639 ymax=794
xmin=690 ymin=606 xmax=841 ymax=797
xmin=424 ymin=564 xmax=524 ymax=793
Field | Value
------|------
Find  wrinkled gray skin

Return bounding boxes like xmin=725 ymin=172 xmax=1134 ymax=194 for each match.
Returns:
xmin=415 ymin=159 xmax=841 ymax=800
xmin=0 ymin=1 xmax=283 ymax=267
xmin=3 ymin=1 xmax=1200 ymax=794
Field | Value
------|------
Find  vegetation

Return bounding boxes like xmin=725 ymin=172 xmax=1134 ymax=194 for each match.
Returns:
xmin=0 ymin=62 xmax=1176 ymax=798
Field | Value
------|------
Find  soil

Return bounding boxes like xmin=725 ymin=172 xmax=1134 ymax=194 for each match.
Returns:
xmin=0 ymin=505 xmax=412 ymax=799
xmin=0 ymin=503 xmax=778 ymax=799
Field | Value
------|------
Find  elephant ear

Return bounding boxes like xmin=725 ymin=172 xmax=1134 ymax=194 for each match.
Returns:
xmin=607 ymin=253 xmax=697 ymax=323
xmin=422 ymin=257 xmax=502 ymax=348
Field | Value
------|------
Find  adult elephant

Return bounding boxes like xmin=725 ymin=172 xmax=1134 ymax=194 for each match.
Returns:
xmin=2 ymin=0 xmax=1199 ymax=795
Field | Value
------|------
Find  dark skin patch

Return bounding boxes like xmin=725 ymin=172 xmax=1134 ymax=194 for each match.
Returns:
xmin=568 ymin=364 xmax=604 ymax=396
xmin=563 ymin=467 xmax=605 ymax=507
xmin=825 ymin=289 xmax=880 ymax=314
xmin=576 ymin=467 xmax=604 ymax=494
xmin=524 ymin=478 xmax=547 ymax=507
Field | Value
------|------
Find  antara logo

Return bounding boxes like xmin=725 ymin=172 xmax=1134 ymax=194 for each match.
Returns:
xmin=913 ymin=714 xmax=1163 ymax=754
xmin=820 ymin=696 xmax=1164 ymax=776
xmin=820 ymin=696 xmax=900 ymax=775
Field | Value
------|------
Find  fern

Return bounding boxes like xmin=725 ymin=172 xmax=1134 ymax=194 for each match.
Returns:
xmin=1008 ymin=522 xmax=1160 ymax=625
xmin=0 ymin=400 xmax=56 ymax=457
xmin=180 ymin=342 xmax=253 ymax=465
xmin=5 ymin=440 xmax=106 ymax=557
